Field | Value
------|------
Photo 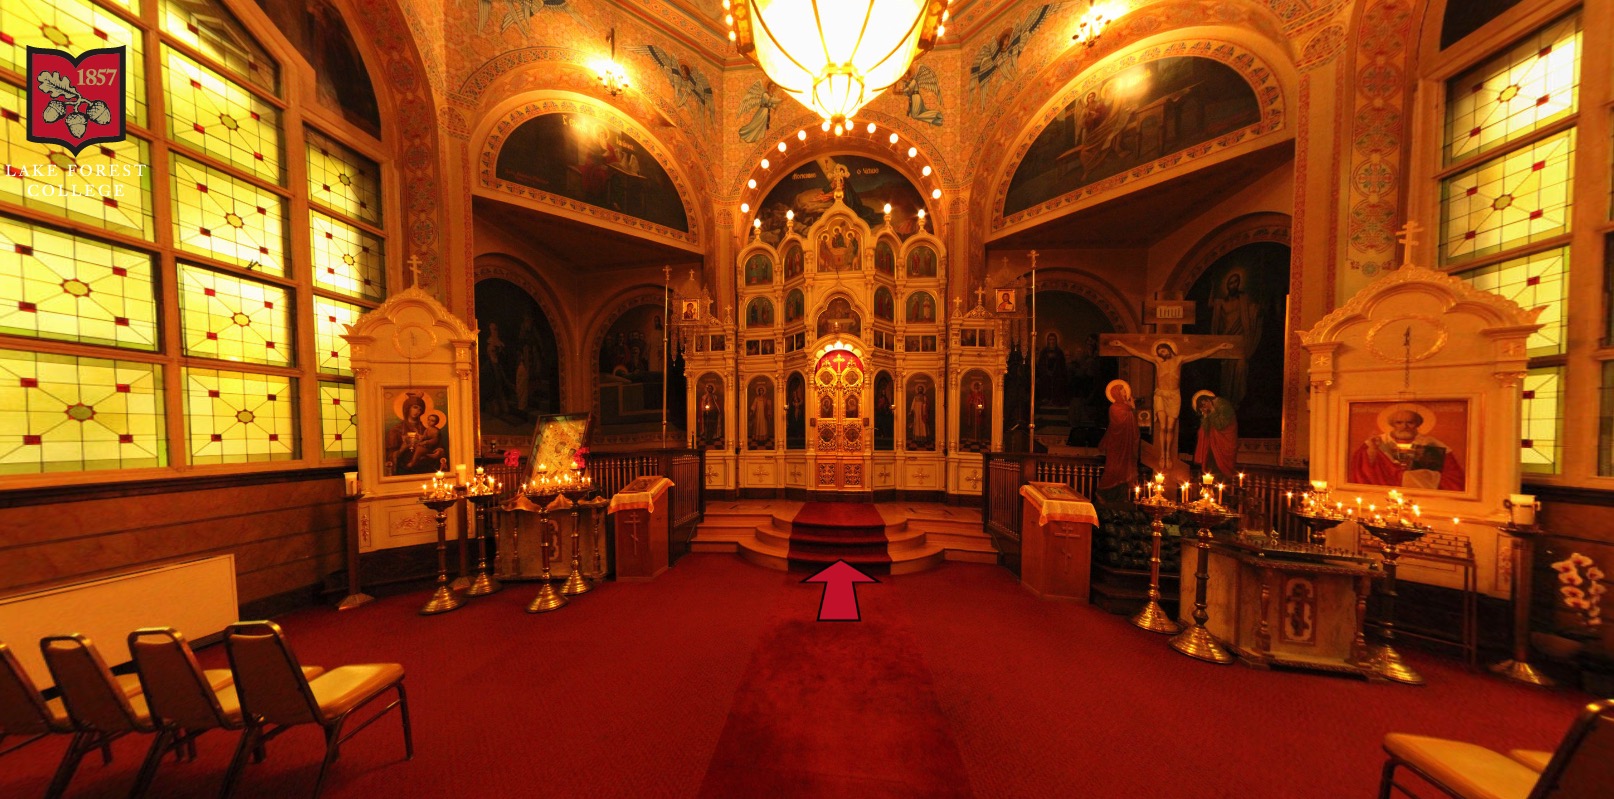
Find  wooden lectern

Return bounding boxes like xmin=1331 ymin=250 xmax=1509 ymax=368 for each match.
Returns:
xmin=608 ymin=476 xmax=674 ymax=581
xmin=1018 ymin=482 xmax=1099 ymax=602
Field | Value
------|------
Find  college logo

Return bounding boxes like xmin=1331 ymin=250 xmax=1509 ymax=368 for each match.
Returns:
xmin=26 ymin=46 xmax=127 ymax=155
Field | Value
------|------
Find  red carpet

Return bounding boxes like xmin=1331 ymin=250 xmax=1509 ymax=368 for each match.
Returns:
xmin=788 ymin=502 xmax=891 ymax=571
xmin=0 ymin=554 xmax=1594 ymax=798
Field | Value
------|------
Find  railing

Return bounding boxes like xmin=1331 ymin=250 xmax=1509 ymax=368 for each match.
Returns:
xmin=981 ymin=454 xmax=1307 ymax=573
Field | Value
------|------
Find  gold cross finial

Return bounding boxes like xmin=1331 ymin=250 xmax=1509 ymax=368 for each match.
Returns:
xmin=407 ymin=254 xmax=424 ymax=286
xmin=1396 ymin=220 xmax=1424 ymax=267
xmin=1029 ymin=250 xmax=1040 ymax=268
xmin=975 ymin=285 xmax=986 ymax=306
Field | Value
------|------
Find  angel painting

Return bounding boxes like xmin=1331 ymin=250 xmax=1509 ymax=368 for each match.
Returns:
xmin=628 ymin=44 xmax=716 ymax=126
xmin=738 ymin=79 xmax=782 ymax=143
xmin=896 ymin=64 xmax=944 ymax=126
xmin=490 ymin=0 xmax=587 ymax=36
xmin=968 ymin=3 xmax=1059 ymax=109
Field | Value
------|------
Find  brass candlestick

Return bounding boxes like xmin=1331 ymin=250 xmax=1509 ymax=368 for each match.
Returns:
xmin=560 ymin=481 xmax=593 ymax=596
xmin=1131 ymin=495 xmax=1181 ymax=635
xmin=464 ymin=492 xmax=502 ymax=597
xmin=1491 ymin=524 xmax=1553 ymax=687
xmin=1289 ymin=507 xmax=1348 ymax=546
xmin=523 ymin=485 xmax=567 ymax=613
xmin=418 ymin=495 xmax=464 ymax=615
xmin=1360 ymin=520 xmax=1428 ymax=685
xmin=1168 ymin=499 xmax=1239 ymax=664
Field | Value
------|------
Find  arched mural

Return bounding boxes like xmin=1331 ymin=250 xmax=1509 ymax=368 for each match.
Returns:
xmin=746 ymin=297 xmax=774 ymax=327
xmin=1015 ymin=291 xmax=1118 ymax=447
xmin=1179 ymin=241 xmax=1292 ymax=449
xmin=785 ymin=371 xmax=806 ymax=449
xmin=695 ymin=372 xmax=723 ymax=449
xmin=474 ymin=278 xmax=561 ymax=439
xmin=1004 ymin=56 xmax=1263 ymax=217
xmin=597 ymin=303 xmax=682 ymax=436
xmin=744 ymin=253 xmax=773 ymax=285
xmin=816 ymin=297 xmax=861 ymax=337
xmin=905 ymin=291 xmax=937 ymax=324
xmin=959 ymin=369 xmax=993 ymax=453
xmin=873 ymin=287 xmax=895 ymax=321
xmin=494 ymin=113 xmax=690 ymax=233
xmin=755 ymin=154 xmax=926 ymax=245
xmin=747 ymin=376 xmax=775 ymax=450
xmin=784 ymin=289 xmax=805 ymax=323
xmin=907 ymin=245 xmax=937 ymax=278
xmin=873 ymin=371 xmax=894 ymax=451
xmin=906 ymin=374 xmax=936 ymax=451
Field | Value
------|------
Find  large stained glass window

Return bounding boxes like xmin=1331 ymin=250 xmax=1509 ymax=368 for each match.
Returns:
xmin=0 ymin=85 xmax=154 ymax=238
xmin=0 ymin=0 xmax=385 ymax=480
xmin=306 ymin=128 xmax=381 ymax=225
xmin=1444 ymin=13 xmax=1580 ymax=165
xmin=183 ymin=367 xmax=296 ymax=463
xmin=318 ymin=381 xmax=357 ymax=458
xmin=0 ymin=0 xmax=148 ymax=124
xmin=0 ymin=217 xmax=157 ymax=350
xmin=1455 ymin=247 xmax=1567 ymax=357
xmin=0 ymin=349 xmax=165 ymax=474
xmin=178 ymin=264 xmax=292 ymax=366
xmin=1440 ymin=130 xmax=1575 ymax=265
xmin=310 ymin=210 xmax=385 ymax=300
xmin=170 ymin=154 xmax=286 ymax=274
xmin=163 ymin=47 xmax=283 ymax=184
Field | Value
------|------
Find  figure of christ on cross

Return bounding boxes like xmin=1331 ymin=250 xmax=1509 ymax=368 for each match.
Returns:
xmin=1102 ymin=334 xmax=1238 ymax=472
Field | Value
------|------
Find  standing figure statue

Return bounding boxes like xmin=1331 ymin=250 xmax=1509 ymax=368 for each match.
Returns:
xmin=1106 ymin=338 xmax=1234 ymax=471
xmin=1097 ymin=380 xmax=1139 ymax=493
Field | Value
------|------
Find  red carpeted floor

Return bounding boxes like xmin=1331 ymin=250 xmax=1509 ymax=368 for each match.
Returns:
xmin=788 ymin=502 xmax=891 ymax=571
xmin=1 ymin=554 xmax=1594 ymax=799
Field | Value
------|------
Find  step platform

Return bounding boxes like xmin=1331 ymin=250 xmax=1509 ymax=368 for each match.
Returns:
xmin=692 ymin=500 xmax=997 ymax=575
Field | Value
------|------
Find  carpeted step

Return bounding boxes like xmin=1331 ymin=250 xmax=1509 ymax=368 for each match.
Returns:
xmin=787 ymin=502 xmax=894 ymax=570
xmin=787 ymin=529 xmax=889 ymax=547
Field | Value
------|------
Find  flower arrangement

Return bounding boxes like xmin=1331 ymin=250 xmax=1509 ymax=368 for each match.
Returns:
xmin=1551 ymin=552 xmax=1606 ymax=633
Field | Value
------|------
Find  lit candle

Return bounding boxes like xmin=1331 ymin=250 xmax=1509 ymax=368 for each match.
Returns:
xmin=456 ymin=463 xmax=467 ymax=483
xmin=1217 ymin=483 xmax=1224 ymax=505
xmin=1203 ymin=472 xmax=1215 ymax=485
xmin=1413 ymin=505 xmax=1421 ymax=518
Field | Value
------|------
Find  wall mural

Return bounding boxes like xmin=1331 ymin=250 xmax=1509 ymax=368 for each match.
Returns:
xmin=967 ymin=3 xmax=1058 ymax=111
xmin=959 ymin=369 xmax=993 ymax=453
xmin=737 ymin=78 xmax=782 ymax=142
xmin=1004 ymin=56 xmax=1263 ymax=216
xmin=896 ymin=63 xmax=944 ymax=126
xmin=816 ymin=296 xmax=862 ymax=338
xmin=598 ymin=304 xmax=680 ymax=435
xmin=627 ymin=44 xmax=717 ymax=127
xmin=1015 ymin=291 xmax=1118 ymax=447
xmin=475 ymin=278 xmax=561 ymax=440
xmin=906 ymin=374 xmax=936 ymax=451
xmin=908 ymin=245 xmax=937 ymax=278
xmin=1179 ymin=242 xmax=1291 ymax=446
xmin=747 ymin=376 xmax=775 ymax=450
xmin=494 ymin=113 xmax=689 ymax=233
xmin=755 ymin=155 xmax=926 ymax=245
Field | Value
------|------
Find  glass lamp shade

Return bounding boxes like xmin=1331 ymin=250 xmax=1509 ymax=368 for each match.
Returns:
xmin=731 ymin=0 xmax=947 ymax=124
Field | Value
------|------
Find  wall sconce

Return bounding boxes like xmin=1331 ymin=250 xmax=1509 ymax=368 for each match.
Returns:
xmin=598 ymin=27 xmax=630 ymax=97
xmin=1072 ymin=1 xmax=1117 ymax=49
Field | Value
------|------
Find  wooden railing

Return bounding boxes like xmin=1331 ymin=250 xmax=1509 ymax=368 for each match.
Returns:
xmin=980 ymin=454 xmax=1308 ymax=573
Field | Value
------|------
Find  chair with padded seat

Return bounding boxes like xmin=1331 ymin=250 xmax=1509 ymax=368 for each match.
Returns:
xmin=127 ymin=627 xmax=326 ymax=797
xmin=1377 ymin=698 xmax=1614 ymax=799
xmin=1 ymin=641 xmax=76 ymax=760
xmin=222 ymin=620 xmax=412 ymax=799
xmin=39 ymin=634 xmax=181 ymax=799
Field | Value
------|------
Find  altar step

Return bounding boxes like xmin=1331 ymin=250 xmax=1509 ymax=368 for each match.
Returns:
xmin=692 ymin=500 xmax=996 ymax=575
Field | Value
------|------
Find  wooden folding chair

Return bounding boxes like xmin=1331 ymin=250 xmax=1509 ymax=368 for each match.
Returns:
xmin=222 ymin=621 xmax=412 ymax=798
xmin=1378 ymin=698 xmax=1614 ymax=798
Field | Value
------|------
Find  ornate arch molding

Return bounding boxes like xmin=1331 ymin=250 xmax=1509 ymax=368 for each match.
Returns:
xmin=1034 ymin=273 xmax=1140 ymax=334
xmin=733 ymin=144 xmax=948 ymax=243
xmin=728 ymin=106 xmax=956 ymax=207
xmin=475 ymin=94 xmax=709 ymax=250
xmin=1165 ymin=212 xmax=1294 ymax=293
xmin=988 ymin=36 xmax=1292 ymax=235
xmin=471 ymin=252 xmax=573 ymax=405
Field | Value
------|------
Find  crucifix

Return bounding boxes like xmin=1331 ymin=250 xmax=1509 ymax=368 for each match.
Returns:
xmin=407 ymin=254 xmax=424 ymax=287
xmin=1100 ymin=304 xmax=1240 ymax=474
xmin=975 ymin=284 xmax=986 ymax=309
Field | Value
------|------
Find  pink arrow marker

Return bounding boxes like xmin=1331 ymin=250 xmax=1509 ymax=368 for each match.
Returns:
xmin=802 ymin=560 xmax=879 ymax=622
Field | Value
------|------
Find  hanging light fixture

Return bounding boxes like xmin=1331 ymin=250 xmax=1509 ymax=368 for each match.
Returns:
xmin=724 ymin=0 xmax=950 ymax=126
xmin=597 ymin=27 xmax=630 ymax=97
xmin=1072 ymin=2 xmax=1119 ymax=49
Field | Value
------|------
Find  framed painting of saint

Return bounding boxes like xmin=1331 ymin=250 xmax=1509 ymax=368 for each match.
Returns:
xmin=1344 ymin=399 xmax=1471 ymax=493
xmin=526 ymin=412 xmax=593 ymax=482
xmin=382 ymin=388 xmax=449 ymax=478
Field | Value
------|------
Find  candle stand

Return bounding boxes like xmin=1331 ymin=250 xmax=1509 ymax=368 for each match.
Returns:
xmin=418 ymin=493 xmax=465 ymax=616
xmin=1490 ymin=524 xmax=1553 ymax=687
xmin=1360 ymin=519 xmax=1429 ymax=685
xmin=560 ymin=477 xmax=594 ymax=596
xmin=1131 ymin=495 xmax=1182 ymax=634
xmin=464 ymin=491 xmax=502 ymax=597
xmin=1169 ymin=500 xmax=1240 ymax=664
xmin=523 ymin=482 xmax=568 ymax=613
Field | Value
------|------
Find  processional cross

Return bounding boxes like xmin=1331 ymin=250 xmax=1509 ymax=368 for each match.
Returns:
xmin=407 ymin=254 xmax=424 ymax=287
xmin=1396 ymin=220 xmax=1423 ymax=268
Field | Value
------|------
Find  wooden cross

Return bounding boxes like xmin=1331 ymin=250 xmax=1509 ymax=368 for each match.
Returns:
xmin=407 ymin=254 xmax=424 ymax=287
xmin=1396 ymin=221 xmax=1423 ymax=267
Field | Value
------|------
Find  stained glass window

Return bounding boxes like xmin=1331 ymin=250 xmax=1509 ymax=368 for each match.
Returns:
xmin=159 ymin=0 xmax=277 ymax=93
xmin=0 ymin=349 xmax=165 ymax=474
xmin=1600 ymin=363 xmax=1614 ymax=476
xmin=0 ymin=85 xmax=153 ymax=237
xmin=0 ymin=0 xmax=147 ymax=124
xmin=170 ymin=154 xmax=286 ymax=274
xmin=1455 ymin=247 xmax=1566 ymax=356
xmin=318 ymin=381 xmax=357 ymax=458
xmin=178 ymin=264 xmax=292 ymax=366
xmin=306 ymin=128 xmax=382 ymax=225
xmin=183 ymin=367 xmax=296 ymax=463
xmin=1520 ymin=366 xmax=1564 ymax=474
xmin=1440 ymin=130 xmax=1575 ymax=264
xmin=163 ymin=47 xmax=283 ymax=184
xmin=310 ymin=210 xmax=384 ymax=300
xmin=313 ymin=297 xmax=361 ymax=376
xmin=1444 ymin=13 xmax=1580 ymax=165
xmin=0 ymin=217 xmax=157 ymax=350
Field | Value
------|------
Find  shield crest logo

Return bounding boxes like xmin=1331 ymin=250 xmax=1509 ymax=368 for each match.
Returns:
xmin=26 ymin=46 xmax=127 ymax=155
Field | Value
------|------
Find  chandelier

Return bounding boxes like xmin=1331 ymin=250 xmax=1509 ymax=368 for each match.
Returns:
xmin=724 ymin=0 xmax=951 ymax=127
xmin=1072 ymin=1 xmax=1119 ymax=49
xmin=596 ymin=27 xmax=630 ymax=97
